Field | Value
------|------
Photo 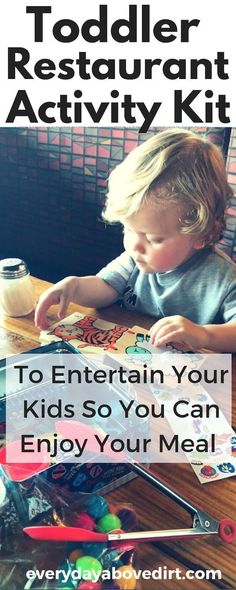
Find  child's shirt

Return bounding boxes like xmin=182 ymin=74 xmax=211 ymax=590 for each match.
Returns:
xmin=97 ymin=246 xmax=236 ymax=325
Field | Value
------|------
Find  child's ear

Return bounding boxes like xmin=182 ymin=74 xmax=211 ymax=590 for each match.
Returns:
xmin=193 ymin=238 xmax=206 ymax=250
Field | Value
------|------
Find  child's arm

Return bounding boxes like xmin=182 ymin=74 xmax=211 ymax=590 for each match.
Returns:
xmin=35 ymin=252 xmax=134 ymax=330
xmin=200 ymin=321 xmax=236 ymax=352
xmin=35 ymin=276 xmax=119 ymax=330
xmin=149 ymin=315 xmax=236 ymax=352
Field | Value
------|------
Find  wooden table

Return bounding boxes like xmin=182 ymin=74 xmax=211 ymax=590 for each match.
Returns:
xmin=0 ymin=277 xmax=235 ymax=590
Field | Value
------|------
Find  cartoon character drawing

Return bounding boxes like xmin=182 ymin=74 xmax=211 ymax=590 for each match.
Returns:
xmin=125 ymin=332 xmax=192 ymax=370
xmin=49 ymin=315 xmax=131 ymax=351
xmin=125 ymin=333 xmax=152 ymax=364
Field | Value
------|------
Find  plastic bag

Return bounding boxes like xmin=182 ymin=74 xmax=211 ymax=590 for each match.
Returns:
xmin=0 ymin=466 xmax=139 ymax=590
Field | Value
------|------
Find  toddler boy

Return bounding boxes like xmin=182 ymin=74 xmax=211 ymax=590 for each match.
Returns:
xmin=35 ymin=129 xmax=236 ymax=352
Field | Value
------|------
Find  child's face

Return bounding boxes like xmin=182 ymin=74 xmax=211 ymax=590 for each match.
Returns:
xmin=123 ymin=201 xmax=202 ymax=273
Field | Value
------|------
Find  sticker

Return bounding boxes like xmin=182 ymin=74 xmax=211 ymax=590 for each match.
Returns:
xmin=192 ymin=418 xmax=203 ymax=434
xmin=230 ymin=436 xmax=236 ymax=455
xmin=51 ymin=464 xmax=67 ymax=479
xmin=217 ymin=462 xmax=235 ymax=474
xmin=199 ymin=465 xmax=219 ymax=479
xmin=89 ymin=465 xmax=103 ymax=479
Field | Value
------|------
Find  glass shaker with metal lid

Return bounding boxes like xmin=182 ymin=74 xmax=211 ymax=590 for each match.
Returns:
xmin=0 ymin=258 xmax=35 ymax=316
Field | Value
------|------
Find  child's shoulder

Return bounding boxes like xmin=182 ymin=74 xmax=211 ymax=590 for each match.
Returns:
xmin=208 ymin=246 xmax=236 ymax=276
xmin=212 ymin=245 xmax=235 ymax=264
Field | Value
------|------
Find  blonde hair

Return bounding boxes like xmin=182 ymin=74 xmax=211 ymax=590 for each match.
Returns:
xmin=103 ymin=128 xmax=233 ymax=244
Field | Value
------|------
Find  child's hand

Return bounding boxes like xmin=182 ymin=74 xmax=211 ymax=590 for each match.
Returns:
xmin=149 ymin=315 xmax=209 ymax=351
xmin=35 ymin=276 xmax=79 ymax=330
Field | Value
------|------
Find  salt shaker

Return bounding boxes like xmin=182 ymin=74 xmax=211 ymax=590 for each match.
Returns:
xmin=0 ymin=258 xmax=35 ymax=317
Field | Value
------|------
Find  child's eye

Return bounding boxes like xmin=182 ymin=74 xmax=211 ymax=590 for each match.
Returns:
xmin=146 ymin=237 xmax=163 ymax=245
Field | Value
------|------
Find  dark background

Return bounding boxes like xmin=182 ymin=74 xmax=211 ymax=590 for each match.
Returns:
xmin=0 ymin=127 xmax=232 ymax=282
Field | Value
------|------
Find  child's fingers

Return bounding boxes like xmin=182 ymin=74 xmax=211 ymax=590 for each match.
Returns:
xmin=34 ymin=306 xmax=50 ymax=330
xmin=150 ymin=320 xmax=182 ymax=346
xmin=35 ymin=290 xmax=60 ymax=329
xmin=58 ymin=293 xmax=70 ymax=319
xmin=149 ymin=331 xmax=158 ymax=345
xmin=152 ymin=322 xmax=176 ymax=341
xmin=154 ymin=329 xmax=182 ymax=347
xmin=34 ymin=315 xmax=49 ymax=331
xmin=149 ymin=320 xmax=171 ymax=344
xmin=149 ymin=318 xmax=172 ymax=340
xmin=149 ymin=326 xmax=162 ymax=344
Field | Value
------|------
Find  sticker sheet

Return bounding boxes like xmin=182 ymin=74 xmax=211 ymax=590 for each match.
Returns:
xmin=40 ymin=314 xmax=236 ymax=484
xmin=152 ymin=383 xmax=236 ymax=484
xmin=40 ymin=314 xmax=183 ymax=357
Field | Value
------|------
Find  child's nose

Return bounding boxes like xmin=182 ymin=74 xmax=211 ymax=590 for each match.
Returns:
xmin=132 ymin=236 xmax=146 ymax=254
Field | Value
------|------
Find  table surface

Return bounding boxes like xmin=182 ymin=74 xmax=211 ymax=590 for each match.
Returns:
xmin=0 ymin=276 xmax=235 ymax=590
